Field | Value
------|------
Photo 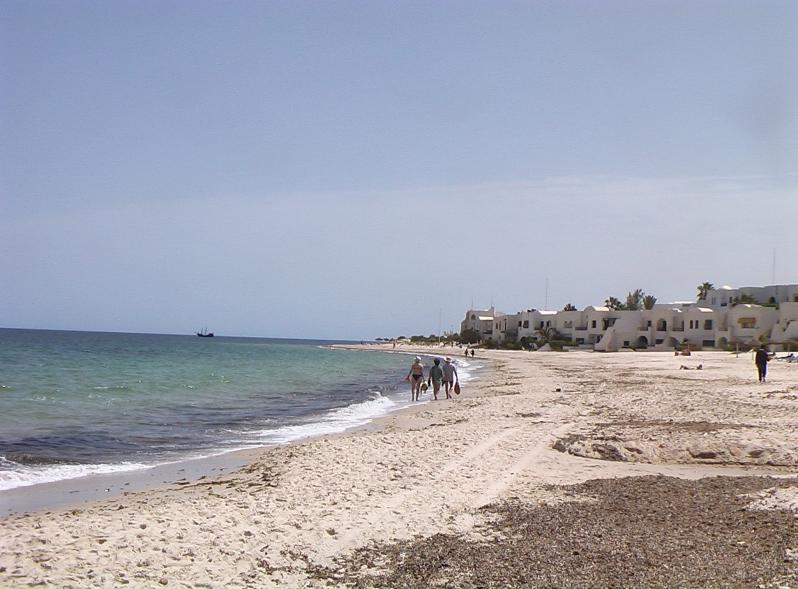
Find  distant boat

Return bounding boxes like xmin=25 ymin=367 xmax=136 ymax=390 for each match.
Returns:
xmin=196 ymin=328 xmax=214 ymax=337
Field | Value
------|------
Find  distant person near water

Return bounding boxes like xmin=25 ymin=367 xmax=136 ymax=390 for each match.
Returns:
xmin=406 ymin=356 xmax=425 ymax=401
xmin=755 ymin=345 xmax=770 ymax=383
xmin=470 ymin=349 xmax=475 ymax=357
xmin=464 ymin=348 xmax=469 ymax=357
xmin=428 ymin=358 xmax=444 ymax=400
xmin=442 ymin=357 xmax=458 ymax=399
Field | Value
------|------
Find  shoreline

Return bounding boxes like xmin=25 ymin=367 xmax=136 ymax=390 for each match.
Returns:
xmin=3 ymin=348 xmax=798 ymax=587
xmin=0 ymin=343 xmax=485 ymax=517
xmin=0 ymin=448 xmax=259 ymax=517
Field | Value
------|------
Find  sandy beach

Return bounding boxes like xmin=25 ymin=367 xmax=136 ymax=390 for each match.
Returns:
xmin=3 ymin=347 xmax=798 ymax=588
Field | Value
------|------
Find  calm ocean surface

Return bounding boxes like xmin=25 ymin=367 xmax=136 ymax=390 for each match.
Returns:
xmin=0 ymin=329 xmax=478 ymax=491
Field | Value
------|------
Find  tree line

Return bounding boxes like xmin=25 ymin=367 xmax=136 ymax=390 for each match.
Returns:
xmin=602 ymin=288 xmax=657 ymax=311
xmin=600 ymin=282 xmax=718 ymax=311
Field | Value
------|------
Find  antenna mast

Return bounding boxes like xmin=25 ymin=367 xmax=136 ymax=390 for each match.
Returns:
xmin=772 ymin=248 xmax=776 ymax=284
xmin=544 ymin=277 xmax=549 ymax=310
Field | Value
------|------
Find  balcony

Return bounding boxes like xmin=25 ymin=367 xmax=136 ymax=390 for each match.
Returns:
xmin=735 ymin=327 xmax=759 ymax=334
xmin=672 ymin=326 xmax=684 ymax=332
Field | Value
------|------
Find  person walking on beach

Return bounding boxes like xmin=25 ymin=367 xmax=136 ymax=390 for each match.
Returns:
xmin=406 ymin=357 xmax=425 ymax=401
xmin=442 ymin=357 xmax=458 ymax=399
xmin=755 ymin=344 xmax=770 ymax=383
xmin=470 ymin=349 xmax=475 ymax=358
xmin=428 ymin=358 xmax=444 ymax=401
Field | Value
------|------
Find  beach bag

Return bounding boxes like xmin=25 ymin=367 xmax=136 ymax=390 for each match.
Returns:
xmin=454 ymin=382 xmax=461 ymax=395
xmin=420 ymin=382 xmax=428 ymax=393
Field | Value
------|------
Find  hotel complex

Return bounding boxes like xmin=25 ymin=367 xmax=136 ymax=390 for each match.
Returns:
xmin=461 ymin=284 xmax=798 ymax=351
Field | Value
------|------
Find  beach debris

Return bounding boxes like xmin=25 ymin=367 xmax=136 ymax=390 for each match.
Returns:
xmin=307 ymin=476 xmax=798 ymax=588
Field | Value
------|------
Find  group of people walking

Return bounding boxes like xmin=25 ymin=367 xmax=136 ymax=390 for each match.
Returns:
xmin=406 ymin=356 xmax=459 ymax=402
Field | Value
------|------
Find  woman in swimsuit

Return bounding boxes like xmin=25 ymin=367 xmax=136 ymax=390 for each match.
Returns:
xmin=406 ymin=356 xmax=425 ymax=402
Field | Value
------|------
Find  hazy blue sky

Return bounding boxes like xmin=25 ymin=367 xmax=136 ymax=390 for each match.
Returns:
xmin=2 ymin=1 xmax=797 ymax=339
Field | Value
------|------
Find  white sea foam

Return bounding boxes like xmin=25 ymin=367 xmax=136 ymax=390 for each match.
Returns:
xmin=0 ymin=393 xmax=408 ymax=492
xmin=256 ymin=391 xmax=401 ymax=444
xmin=453 ymin=358 xmax=479 ymax=382
xmin=253 ymin=357 xmax=481 ymax=445
xmin=0 ymin=459 xmax=151 ymax=492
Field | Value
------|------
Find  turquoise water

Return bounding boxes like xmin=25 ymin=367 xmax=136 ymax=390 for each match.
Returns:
xmin=0 ymin=329 xmax=475 ymax=490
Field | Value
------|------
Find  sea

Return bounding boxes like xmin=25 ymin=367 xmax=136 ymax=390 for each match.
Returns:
xmin=0 ymin=329 xmax=479 ymax=492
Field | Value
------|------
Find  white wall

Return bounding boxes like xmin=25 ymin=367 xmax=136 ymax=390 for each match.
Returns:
xmin=465 ymin=284 xmax=796 ymax=350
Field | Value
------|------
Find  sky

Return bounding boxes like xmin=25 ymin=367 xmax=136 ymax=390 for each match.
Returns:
xmin=2 ymin=1 xmax=797 ymax=339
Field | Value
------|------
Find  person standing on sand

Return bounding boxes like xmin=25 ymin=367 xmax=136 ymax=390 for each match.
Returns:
xmin=464 ymin=348 xmax=469 ymax=358
xmin=406 ymin=357 xmax=425 ymax=401
xmin=755 ymin=345 xmax=770 ymax=383
xmin=470 ymin=349 xmax=475 ymax=358
xmin=428 ymin=358 xmax=444 ymax=401
xmin=442 ymin=357 xmax=458 ymax=399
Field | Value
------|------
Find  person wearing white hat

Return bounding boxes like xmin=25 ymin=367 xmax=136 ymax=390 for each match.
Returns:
xmin=406 ymin=356 xmax=425 ymax=401
xmin=442 ymin=357 xmax=459 ymax=399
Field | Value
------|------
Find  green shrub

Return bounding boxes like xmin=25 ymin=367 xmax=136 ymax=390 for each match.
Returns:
xmin=548 ymin=339 xmax=572 ymax=351
xmin=460 ymin=328 xmax=481 ymax=344
xmin=500 ymin=341 xmax=523 ymax=350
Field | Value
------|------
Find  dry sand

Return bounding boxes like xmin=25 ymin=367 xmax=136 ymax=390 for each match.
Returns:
xmin=2 ymin=348 xmax=798 ymax=588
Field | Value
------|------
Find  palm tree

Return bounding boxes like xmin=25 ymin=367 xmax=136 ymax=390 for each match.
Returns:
xmin=535 ymin=326 xmax=561 ymax=344
xmin=604 ymin=296 xmax=623 ymax=310
xmin=697 ymin=282 xmax=714 ymax=301
xmin=642 ymin=295 xmax=657 ymax=310
xmin=625 ymin=288 xmax=645 ymax=310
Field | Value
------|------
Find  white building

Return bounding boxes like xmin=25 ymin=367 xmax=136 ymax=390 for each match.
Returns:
xmin=591 ymin=304 xmax=715 ymax=351
xmin=461 ymin=283 xmax=798 ymax=351
xmin=770 ymin=302 xmax=798 ymax=343
xmin=715 ymin=304 xmax=780 ymax=348
xmin=460 ymin=307 xmax=503 ymax=341
xmin=704 ymin=284 xmax=798 ymax=309
xmin=488 ymin=312 xmax=521 ymax=343
xmin=516 ymin=309 xmax=559 ymax=341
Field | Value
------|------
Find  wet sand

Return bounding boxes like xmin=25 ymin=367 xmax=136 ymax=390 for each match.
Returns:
xmin=0 ymin=449 xmax=257 ymax=517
